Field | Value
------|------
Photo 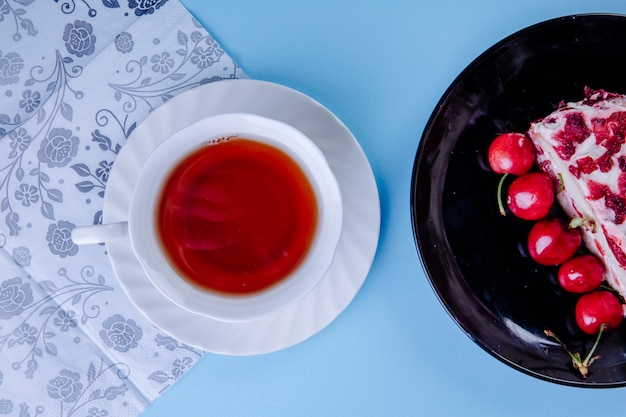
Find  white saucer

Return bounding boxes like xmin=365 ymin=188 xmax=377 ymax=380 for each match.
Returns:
xmin=103 ymin=79 xmax=380 ymax=355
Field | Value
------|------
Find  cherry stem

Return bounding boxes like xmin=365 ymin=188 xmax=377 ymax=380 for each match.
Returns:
xmin=584 ymin=323 xmax=605 ymax=365
xmin=556 ymin=173 xmax=565 ymax=193
xmin=569 ymin=217 xmax=597 ymax=232
xmin=544 ymin=330 xmax=579 ymax=363
xmin=544 ymin=324 xmax=606 ymax=379
xmin=497 ymin=173 xmax=509 ymax=216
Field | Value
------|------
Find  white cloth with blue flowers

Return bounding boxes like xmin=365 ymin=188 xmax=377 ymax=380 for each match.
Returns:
xmin=0 ymin=1 xmax=244 ymax=415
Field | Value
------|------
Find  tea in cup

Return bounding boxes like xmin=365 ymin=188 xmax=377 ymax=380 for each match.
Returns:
xmin=72 ymin=113 xmax=343 ymax=322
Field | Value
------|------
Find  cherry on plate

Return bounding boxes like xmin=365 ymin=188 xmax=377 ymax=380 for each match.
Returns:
xmin=527 ymin=218 xmax=581 ymax=266
xmin=557 ymin=254 xmax=605 ymax=293
xmin=506 ymin=172 xmax=555 ymax=220
xmin=575 ymin=290 xmax=624 ymax=335
xmin=487 ymin=132 xmax=535 ymax=175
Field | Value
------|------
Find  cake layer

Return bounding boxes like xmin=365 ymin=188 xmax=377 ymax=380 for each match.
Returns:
xmin=528 ymin=88 xmax=626 ymax=297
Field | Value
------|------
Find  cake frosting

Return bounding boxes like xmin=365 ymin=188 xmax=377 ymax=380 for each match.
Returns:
xmin=528 ymin=88 xmax=626 ymax=298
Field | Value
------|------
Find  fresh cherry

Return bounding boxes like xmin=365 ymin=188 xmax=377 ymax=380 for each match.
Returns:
xmin=506 ymin=172 xmax=555 ymax=220
xmin=545 ymin=289 xmax=624 ymax=379
xmin=487 ymin=132 xmax=535 ymax=175
xmin=557 ymin=254 xmax=605 ymax=293
xmin=527 ymin=218 xmax=582 ymax=265
xmin=488 ymin=132 xmax=537 ymax=216
xmin=575 ymin=290 xmax=624 ymax=335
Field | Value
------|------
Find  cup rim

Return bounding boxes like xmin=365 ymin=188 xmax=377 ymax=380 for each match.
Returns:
xmin=128 ymin=112 xmax=343 ymax=322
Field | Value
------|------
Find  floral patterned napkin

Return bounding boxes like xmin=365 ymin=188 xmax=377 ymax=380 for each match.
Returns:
xmin=0 ymin=1 xmax=244 ymax=415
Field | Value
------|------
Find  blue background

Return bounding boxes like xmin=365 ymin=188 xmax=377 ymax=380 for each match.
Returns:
xmin=145 ymin=1 xmax=626 ymax=416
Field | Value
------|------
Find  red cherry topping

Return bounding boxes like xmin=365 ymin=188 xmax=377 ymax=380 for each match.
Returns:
xmin=506 ymin=172 xmax=555 ymax=220
xmin=527 ymin=218 xmax=582 ymax=265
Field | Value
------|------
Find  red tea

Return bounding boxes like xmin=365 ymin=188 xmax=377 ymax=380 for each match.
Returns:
xmin=156 ymin=137 xmax=318 ymax=295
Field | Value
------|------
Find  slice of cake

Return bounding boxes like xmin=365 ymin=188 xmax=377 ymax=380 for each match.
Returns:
xmin=528 ymin=88 xmax=626 ymax=298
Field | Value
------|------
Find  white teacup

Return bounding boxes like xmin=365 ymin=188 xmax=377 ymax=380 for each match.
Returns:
xmin=72 ymin=113 xmax=343 ymax=322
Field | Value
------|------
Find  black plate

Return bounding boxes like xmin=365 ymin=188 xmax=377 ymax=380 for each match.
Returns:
xmin=411 ymin=14 xmax=626 ymax=387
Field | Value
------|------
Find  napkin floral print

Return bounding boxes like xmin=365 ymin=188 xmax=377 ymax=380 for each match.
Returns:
xmin=0 ymin=1 xmax=243 ymax=416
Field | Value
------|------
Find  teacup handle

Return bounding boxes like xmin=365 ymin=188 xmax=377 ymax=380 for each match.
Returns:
xmin=72 ymin=222 xmax=129 ymax=245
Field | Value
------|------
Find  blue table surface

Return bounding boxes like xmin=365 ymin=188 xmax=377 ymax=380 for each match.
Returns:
xmin=144 ymin=1 xmax=626 ymax=416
